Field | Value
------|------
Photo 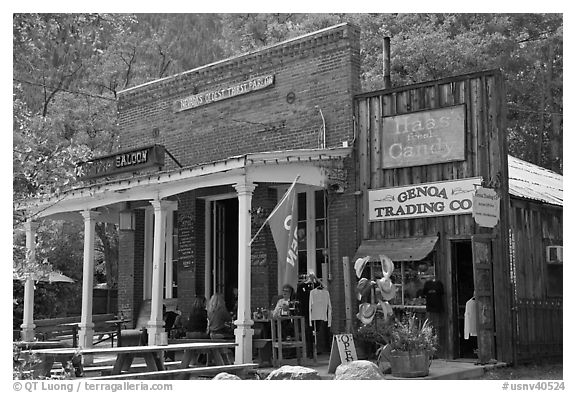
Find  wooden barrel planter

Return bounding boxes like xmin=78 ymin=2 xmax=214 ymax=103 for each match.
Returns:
xmin=389 ymin=350 xmax=430 ymax=377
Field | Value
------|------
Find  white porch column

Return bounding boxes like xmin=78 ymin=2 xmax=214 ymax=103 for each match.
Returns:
xmin=147 ymin=199 xmax=169 ymax=345
xmin=20 ymin=220 xmax=38 ymax=341
xmin=79 ymin=210 xmax=100 ymax=348
xmin=233 ymin=181 xmax=256 ymax=364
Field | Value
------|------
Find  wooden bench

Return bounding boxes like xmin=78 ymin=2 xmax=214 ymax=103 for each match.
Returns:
xmin=82 ymin=361 xmax=181 ymax=376
xmin=34 ymin=314 xmax=116 ymax=347
xmin=83 ymin=363 xmax=259 ymax=380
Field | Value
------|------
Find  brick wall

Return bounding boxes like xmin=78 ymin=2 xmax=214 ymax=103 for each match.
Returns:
xmin=115 ymin=23 xmax=362 ymax=334
xmin=117 ymin=23 xmax=361 ymax=172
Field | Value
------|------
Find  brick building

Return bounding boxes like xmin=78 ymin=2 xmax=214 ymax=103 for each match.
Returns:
xmin=19 ymin=23 xmax=363 ymax=363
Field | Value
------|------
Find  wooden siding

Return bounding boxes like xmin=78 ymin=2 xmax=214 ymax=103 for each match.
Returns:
xmin=355 ymin=70 xmax=514 ymax=362
xmin=509 ymin=200 xmax=563 ymax=362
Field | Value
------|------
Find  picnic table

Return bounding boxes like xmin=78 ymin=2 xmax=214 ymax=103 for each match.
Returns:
xmin=30 ymin=342 xmax=237 ymax=378
xmin=104 ymin=318 xmax=131 ymax=347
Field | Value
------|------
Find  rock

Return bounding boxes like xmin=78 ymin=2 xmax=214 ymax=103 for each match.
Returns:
xmin=334 ymin=360 xmax=385 ymax=380
xmin=265 ymin=365 xmax=321 ymax=380
xmin=212 ymin=372 xmax=242 ymax=380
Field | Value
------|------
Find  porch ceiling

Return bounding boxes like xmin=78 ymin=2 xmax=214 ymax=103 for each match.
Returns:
xmin=17 ymin=147 xmax=351 ymax=219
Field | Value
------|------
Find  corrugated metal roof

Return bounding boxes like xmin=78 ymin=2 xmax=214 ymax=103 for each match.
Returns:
xmin=508 ymin=155 xmax=563 ymax=206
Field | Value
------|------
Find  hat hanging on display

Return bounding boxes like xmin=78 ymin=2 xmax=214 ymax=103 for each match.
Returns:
xmin=378 ymin=300 xmax=394 ymax=321
xmin=356 ymin=302 xmax=377 ymax=325
xmin=356 ymin=277 xmax=374 ymax=301
xmin=379 ymin=254 xmax=394 ymax=277
xmin=354 ymin=256 xmax=370 ymax=278
xmin=376 ymin=276 xmax=397 ymax=301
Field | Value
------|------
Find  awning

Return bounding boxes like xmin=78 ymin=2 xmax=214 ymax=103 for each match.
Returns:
xmin=353 ymin=235 xmax=439 ymax=262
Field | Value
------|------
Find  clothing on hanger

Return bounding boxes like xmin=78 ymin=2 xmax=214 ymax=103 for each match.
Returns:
xmin=309 ymin=287 xmax=332 ymax=327
xmin=464 ymin=297 xmax=477 ymax=339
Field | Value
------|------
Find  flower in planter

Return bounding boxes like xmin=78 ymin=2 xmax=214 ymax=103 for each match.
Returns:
xmin=389 ymin=314 xmax=438 ymax=354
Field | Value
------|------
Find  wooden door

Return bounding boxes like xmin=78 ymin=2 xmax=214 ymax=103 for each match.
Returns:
xmin=471 ymin=234 xmax=496 ymax=364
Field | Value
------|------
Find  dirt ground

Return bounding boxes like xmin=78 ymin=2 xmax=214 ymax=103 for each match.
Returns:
xmin=480 ymin=361 xmax=563 ymax=380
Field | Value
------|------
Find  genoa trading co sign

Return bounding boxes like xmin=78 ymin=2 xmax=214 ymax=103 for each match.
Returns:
xmin=78 ymin=144 xmax=165 ymax=180
xmin=382 ymin=105 xmax=466 ymax=168
xmin=368 ymin=177 xmax=481 ymax=221
xmin=173 ymin=74 xmax=275 ymax=112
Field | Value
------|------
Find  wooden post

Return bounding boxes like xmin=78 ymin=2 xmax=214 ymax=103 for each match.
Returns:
xmin=342 ymin=256 xmax=353 ymax=333
xmin=21 ymin=220 xmax=37 ymax=341
xmin=79 ymin=210 xmax=100 ymax=349
xmin=234 ymin=181 xmax=256 ymax=364
xmin=147 ymin=200 xmax=169 ymax=345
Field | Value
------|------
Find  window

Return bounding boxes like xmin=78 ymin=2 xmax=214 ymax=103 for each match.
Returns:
xmin=389 ymin=258 xmax=436 ymax=307
xmin=295 ymin=189 xmax=329 ymax=279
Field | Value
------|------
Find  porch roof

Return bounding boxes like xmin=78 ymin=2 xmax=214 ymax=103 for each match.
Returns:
xmin=353 ymin=236 xmax=439 ymax=263
xmin=17 ymin=147 xmax=352 ymax=220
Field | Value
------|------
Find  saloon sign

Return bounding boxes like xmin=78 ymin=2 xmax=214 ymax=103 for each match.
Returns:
xmin=78 ymin=145 xmax=165 ymax=180
xmin=368 ymin=177 xmax=481 ymax=221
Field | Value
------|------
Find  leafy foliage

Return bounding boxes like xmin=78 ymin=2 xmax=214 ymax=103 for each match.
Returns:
xmin=389 ymin=314 xmax=438 ymax=354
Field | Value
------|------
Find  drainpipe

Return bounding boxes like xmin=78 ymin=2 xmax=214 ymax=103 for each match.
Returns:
xmin=383 ymin=37 xmax=391 ymax=89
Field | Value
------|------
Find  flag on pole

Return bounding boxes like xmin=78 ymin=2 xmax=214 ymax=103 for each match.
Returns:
xmin=249 ymin=176 xmax=299 ymax=290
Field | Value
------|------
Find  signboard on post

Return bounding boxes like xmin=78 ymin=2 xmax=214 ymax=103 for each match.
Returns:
xmin=382 ymin=104 xmax=466 ymax=169
xmin=328 ymin=334 xmax=358 ymax=373
xmin=473 ymin=187 xmax=501 ymax=228
xmin=368 ymin=177 xmax=482 ymax=221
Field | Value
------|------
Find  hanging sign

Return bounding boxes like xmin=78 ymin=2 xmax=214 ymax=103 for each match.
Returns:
xmin=173 ymin=74 xmax=275 ymax=112
xmin=473 ymin=187 xmax=500 ymax=228
xmin=328 ymin=334 xmax=358 ymax=373
xmin=382 ymin=105 xmax=466 ymax=168
xmin=77 ymin=145 xmax=165 ymax=180
xmin=368 ymin=177 xmax=481 ymax=221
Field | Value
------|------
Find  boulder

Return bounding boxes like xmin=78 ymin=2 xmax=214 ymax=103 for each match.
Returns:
xmin=265 ymin=365 xmax=321 ymax=380
xmin=334 ymin=360 xmax=385 ymax=380
xmin=212 ymin=372 xmax=242 ymax=380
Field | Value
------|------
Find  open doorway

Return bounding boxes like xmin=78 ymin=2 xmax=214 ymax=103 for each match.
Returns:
xmin=210 ymin=198 xmax=238 ymax=313
xmin=451 ymin=239 xmax=477 ymax=359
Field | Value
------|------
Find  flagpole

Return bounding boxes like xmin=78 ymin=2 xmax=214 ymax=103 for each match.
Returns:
xmin=248 ymin=175 xmax=300 ymax=246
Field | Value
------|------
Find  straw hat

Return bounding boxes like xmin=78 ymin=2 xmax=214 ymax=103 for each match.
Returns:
xmin=376 ymin=276 xmax=397 ymax=301
xmin=354 ymin=256 xmax=370 ymax=278
xmin=379 ymin=254 xmax=394 ymax=277
xmin=356 ymin=303 xmax=377 ymax=325
xmin=356 ymin=277 xmax=375 ymax=301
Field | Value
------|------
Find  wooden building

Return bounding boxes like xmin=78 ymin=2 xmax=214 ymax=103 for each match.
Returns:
xmin=353 ymin=70 xmax=562 ymax=364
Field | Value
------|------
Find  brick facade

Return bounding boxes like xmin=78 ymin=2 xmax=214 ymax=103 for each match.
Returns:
xmin=116 ymin=23 xmax=362 ymax=335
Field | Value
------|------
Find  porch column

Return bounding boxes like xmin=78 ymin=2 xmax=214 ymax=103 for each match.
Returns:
xmin=79 ymin=210 xmax=100 ymax=348
xmin=20 ymin=220 xmax=38 ymax=341
xmin=147 ymin=199 xmax=169 ymax=345
xmin=233 ymin=181 xmax=256 ymax=364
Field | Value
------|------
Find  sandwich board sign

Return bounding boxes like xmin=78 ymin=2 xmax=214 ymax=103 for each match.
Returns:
xmin=328 ymin=334 xmax=358 ymax=373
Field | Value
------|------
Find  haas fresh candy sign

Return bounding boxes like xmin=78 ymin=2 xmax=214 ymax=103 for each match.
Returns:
xmin=368 ymin=177 xmax=482 ymax=221
xmin=382 ymin=105 xmax=466 ymax=168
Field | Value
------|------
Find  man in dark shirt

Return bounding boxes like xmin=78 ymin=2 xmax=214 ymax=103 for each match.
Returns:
xmin=422 ymin=278 xmax=444 ymax=313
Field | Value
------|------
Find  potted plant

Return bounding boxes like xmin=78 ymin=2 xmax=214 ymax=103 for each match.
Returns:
xmin=378 ymin=314 xmax=438 ymax=377
xmin=353 ymin=315 xmax=393 ymax=360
